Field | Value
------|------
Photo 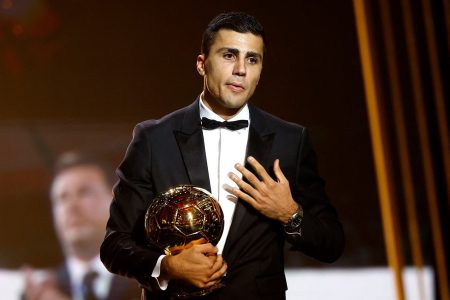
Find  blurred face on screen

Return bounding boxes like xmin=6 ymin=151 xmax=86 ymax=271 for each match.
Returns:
xmin=50 ymin=165 xmax=111 ymax=260
xmin=197 ymin=29 xmax=264 ymax=119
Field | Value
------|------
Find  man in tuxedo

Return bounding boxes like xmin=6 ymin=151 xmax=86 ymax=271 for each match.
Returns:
xmin=23 ymin=152 xmax=140 ymax=300
xmin=100 ymin=11 xmax=344 ymax=299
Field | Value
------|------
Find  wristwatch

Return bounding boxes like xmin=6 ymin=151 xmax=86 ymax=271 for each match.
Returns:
xmin=283 ymin=207 xmax=303 ymax=236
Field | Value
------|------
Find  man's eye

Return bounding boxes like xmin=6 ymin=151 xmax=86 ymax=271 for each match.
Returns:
xmin=248 ymin=57 xmax=258 ymax=64
xmin=80 ymin=186 xmax=98 ymax=197
xmin=223 ymin=53 xmax=234 ymax=59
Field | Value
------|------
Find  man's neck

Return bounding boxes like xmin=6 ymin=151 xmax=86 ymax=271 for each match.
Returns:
xmin=201 ymin=94 xmax=244 ymax=121
xmin=67 ymin=254 xmax=98 ymax=266
xmin=65 ymin=242 xmax=101 ymax=262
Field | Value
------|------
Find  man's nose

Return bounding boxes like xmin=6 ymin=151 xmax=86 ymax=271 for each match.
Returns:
xmin=233 ymin=58 xmax=246 ymax=76
xmin=62 ymin=195 xmax=80 ymax=211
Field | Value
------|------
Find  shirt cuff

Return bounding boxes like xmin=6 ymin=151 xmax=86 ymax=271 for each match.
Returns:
xmin=151 ymin=255 xmax=169 ymax=290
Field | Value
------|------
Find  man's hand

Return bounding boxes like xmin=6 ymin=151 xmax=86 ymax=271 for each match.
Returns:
xmin=160 ymin=242 xmax=227 ymax=289
xmin=23 ymin=268 xmax=70 ymax=300
xmin=227 ymin=156 xmax=299 ymax=223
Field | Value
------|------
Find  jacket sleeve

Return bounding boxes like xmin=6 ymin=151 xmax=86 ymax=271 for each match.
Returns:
xmin=285 ymin=127 xmax=345 ymax=263
xmin=100 ymin=123 xmax=162 ymax=291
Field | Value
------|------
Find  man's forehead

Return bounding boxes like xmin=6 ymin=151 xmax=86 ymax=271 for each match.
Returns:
xmin=211 ymin=29 xmax=264 ymax=54
xmin=51 ymin=166 xmax=105 ymax=196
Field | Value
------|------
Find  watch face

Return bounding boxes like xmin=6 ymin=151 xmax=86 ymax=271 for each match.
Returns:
xmin=291 ymin=214 xmax=302 ymax=228
xmin=285 ymin=212 xmax=302 ymax=233
xmin=284 ymin=211 xmax=303 ymax=236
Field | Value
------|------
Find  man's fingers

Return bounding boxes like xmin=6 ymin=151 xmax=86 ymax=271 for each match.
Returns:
xmin=189 ymin=255 xmax=226 ymax=289
xmin=170 ymin=242 xmax=217 ymax=261
xmin=273 ymin=159 xmax=287 ymax=183
xmin=209 ymin=258 xmax=227 ymax=281
xmin=234 ymin=163 xmax=263 ymax=190
xmin=197 ymin=243 xmax=218 ymax=256
xmin=225 ymin=182 xmax=259 ymax=209
xmin=247 ymin=156 xmax=273 ymax=183
xmin=210 ymin=255 xmax=223 ymax=273
xmin=228 ymin=171 xmax=258 ymax=197
xmin=185 ymin=237 xmax=207 ymax=248
xmin=170 ymin=237 xmax=209 ymax=254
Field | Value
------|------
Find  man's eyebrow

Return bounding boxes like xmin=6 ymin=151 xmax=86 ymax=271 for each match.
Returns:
xmin=246 ymin=51 xmax=263 ymax=60
xmin=218 ymin=48 xmax=263 ymax=59
xmin=218 ymin=47 xmax=239 ymax=55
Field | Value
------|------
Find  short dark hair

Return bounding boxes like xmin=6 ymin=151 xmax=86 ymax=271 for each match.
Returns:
xmin=52 ymin=151 xmax=115 ymax=187
xmin=201 ymin=11 xmax=266 ymax=57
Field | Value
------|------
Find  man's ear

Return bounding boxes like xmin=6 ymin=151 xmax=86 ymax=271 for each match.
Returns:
xmin=196 ymin=54 xmax=206 ymax=76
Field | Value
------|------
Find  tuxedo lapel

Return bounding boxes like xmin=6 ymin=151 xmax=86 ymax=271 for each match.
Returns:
xmin=222 ymin=104 xmax=275 ymax=261
xmin=174 ymin=100 xmax=276 ymax=265
xmin=174 ymin=100 xmax=211 ymax=192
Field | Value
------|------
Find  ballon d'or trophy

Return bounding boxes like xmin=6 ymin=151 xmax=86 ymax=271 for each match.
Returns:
xmin=145 ymin=185 xmax=225 ymax=299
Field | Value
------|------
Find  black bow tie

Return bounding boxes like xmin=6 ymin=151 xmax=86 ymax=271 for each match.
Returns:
xmin=201 ymin=117 xmax=248 ymax=130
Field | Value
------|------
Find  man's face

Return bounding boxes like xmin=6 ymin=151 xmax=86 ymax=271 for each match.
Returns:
xmin=51 ymin=166 xmax=111 ymax=254
xmin=197 ymin=29 xmax=264 ymax=119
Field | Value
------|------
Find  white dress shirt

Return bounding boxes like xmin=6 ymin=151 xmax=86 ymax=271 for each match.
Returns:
xmin=151 ymin=96 xmax=250 ymax=289
xmin=199 ymin=97 xmax=250 ymax=254
xmin=67 ymin=255 xmax=113 ymax=300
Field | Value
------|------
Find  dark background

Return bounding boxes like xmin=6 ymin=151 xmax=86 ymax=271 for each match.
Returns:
xmin=0 ymin=0 xmax=385 ymax=269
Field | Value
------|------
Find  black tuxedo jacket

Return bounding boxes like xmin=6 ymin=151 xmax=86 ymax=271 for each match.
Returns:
xmin=100 ymin=100 xmax=344 ymax=300
xmin=55 ymin=264 xmax=141 ymax=300
xmin=21 ymin=263 xmax=141 ymax=300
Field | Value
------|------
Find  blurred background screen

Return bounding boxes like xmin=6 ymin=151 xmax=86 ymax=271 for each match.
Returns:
xmin=1 ymin=0 xmax=448 ymax=299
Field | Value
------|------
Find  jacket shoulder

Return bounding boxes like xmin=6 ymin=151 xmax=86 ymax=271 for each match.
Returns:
xmin=251 ymin=104 xmax=306 ymax=134
xmin=138 ymin=106 xmax=186 ymax=128
xmin=134 ymin=103 xmax=195 ymax=136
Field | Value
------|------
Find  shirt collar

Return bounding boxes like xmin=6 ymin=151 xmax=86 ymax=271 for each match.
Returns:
xmin=66 ymin=255 xmax=112 ymax=286
xmin=199 ymin=93 xmax=250 ymax=123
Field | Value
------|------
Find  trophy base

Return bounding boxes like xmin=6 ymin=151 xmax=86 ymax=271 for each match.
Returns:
xmin=169 ymin=281 xmax=225 ymax=299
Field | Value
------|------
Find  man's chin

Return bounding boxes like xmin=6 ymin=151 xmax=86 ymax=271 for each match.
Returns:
xmin=222 ymin=98 xmax=249 ymax=110
xmin=63 ymin=231 xmax=95 ymax=246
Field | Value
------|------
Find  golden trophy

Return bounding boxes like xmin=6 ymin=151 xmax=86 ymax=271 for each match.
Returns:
xmin=145 ymin=185 xmax=225 ymax=298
